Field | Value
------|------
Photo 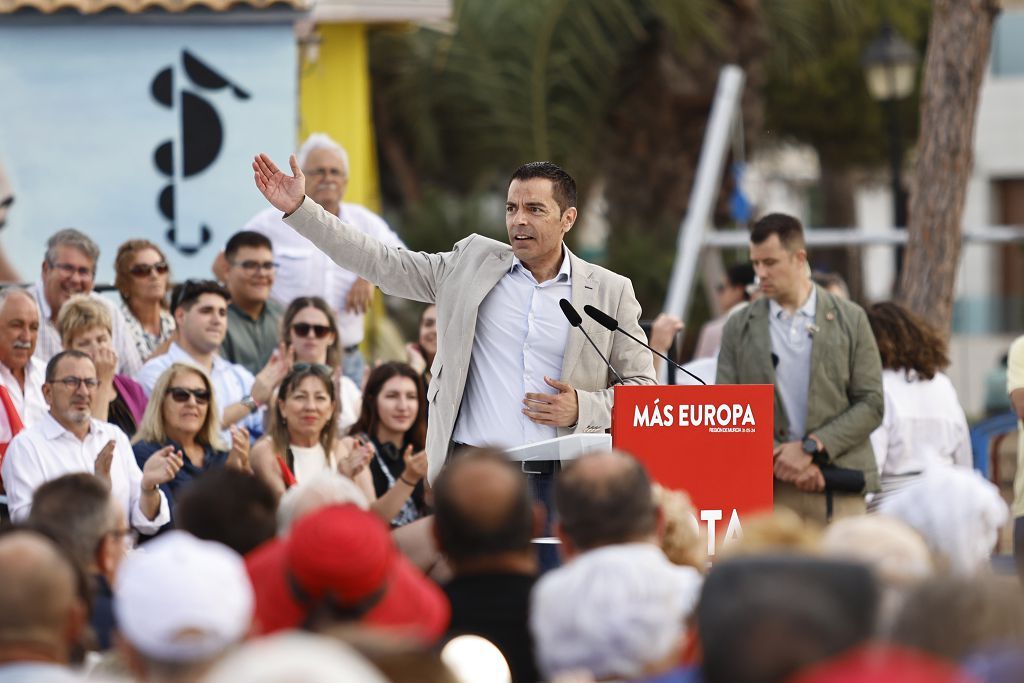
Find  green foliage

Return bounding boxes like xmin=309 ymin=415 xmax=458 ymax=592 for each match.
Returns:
xmin=762 ymin=0 xmax=932 ymax=166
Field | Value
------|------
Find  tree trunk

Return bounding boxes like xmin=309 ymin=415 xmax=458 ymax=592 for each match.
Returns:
xmin=897 ymin=0 xmax=999 ymax=334
xmin=817 ymin=162 xmax=863 ymax=303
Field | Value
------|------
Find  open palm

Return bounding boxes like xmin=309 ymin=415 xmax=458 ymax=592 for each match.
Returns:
xmin=252 ymin=153 xmax=306 ymax=214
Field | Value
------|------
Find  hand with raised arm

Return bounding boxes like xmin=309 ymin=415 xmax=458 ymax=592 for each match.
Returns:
xmin=252 ymin=153 xmax=306 ymax=215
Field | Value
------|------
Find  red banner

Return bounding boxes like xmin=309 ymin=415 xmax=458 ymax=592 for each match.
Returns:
xmin=612 ymin=384 xmax=774 ymax=556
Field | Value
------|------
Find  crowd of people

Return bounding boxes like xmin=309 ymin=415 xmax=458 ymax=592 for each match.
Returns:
xmin=0 ymin=132 xmax=1017 ymax=683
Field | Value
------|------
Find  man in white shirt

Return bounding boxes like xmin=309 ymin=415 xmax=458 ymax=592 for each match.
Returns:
xmin=244 ymin=133 xmax=405 ymax=385
xmin=2 ymin=350 xmax=180 ymax=533
xmin=30 ymin=229 xmax=143 ymax=376
xmin=136 ymin=280 xmax=286 ymax=441
xmin=0 ymin=288 xmax=47 ymax=444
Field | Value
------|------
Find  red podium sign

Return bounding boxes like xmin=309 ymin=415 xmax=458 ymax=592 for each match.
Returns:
xmin=612 ymin=384 xmax=774 ymax=556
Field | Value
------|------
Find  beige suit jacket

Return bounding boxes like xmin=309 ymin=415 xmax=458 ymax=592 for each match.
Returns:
xmin=284 ymin=198 xmax=657 ymax=481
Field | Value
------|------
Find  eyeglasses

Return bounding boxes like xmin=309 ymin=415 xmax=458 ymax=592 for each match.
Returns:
xmin=51 ymin=376 xmax=99 ymax=390
xmin=231 ymin=260 xmax=278 ymax=273
xmin=129 ymin=261 xmax=169 ymax=278
xmin=305 ymin=167 xmax=346 ymax=179
xmin=292 ymin=323 xmax=332 ymax=339
xmin=167 ymin=387 xmax=211 ymax=405
xmin=51 ymin=262 xmax=94 ymax=279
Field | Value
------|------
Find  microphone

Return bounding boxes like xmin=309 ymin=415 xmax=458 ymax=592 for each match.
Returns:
xmin=583 ymin=304 xmax=707 ymax=385
xmin=559 ymin=299 xmax=624 ymax=384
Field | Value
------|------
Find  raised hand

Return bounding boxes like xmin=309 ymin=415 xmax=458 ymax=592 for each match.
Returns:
xmin=141 ymin=445 xmax=184 ymax=491
xmin=227 ymin=426 xmax=251 ymax=472
xmin=405 ymin=342 xmax=427 ymax=375
xmin=94 ymin=439 xmax=116 ymax=487
xmin=252 ymin=343 xmax=293 ymax=405
xmin=252 ymin=153 xmax=306 ymax=214
xmin=93 ymin=346 xmax=118 ymax=387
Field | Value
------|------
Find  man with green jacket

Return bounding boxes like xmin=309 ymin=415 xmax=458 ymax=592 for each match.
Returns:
xmin=717 ymin=214 xmax=883 ymax=524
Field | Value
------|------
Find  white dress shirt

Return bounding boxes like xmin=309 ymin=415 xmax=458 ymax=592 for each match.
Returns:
xmin=1 ymin=414 xmax=170 ymax=533
xmin=869 ymin=369 xmax=972 ymax=477
xmin=135 ymin=342 xmax=262 ymax=441
xmin=245 ymin=203 xmax=405 ymax=348
xmin=0 ymin=357 xmax=47 ymax=443
xmin=29 ymin=283 xmax=143 ymax=377
xmin=452 ymin=248 xmax=571 ymax=450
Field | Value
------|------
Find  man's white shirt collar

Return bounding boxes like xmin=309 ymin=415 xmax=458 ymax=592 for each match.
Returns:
xmin=510 ymin=244 xmax=572 ymax=284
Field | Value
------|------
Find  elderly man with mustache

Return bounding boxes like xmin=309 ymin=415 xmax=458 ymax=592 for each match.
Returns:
xmin=0 ymin=287 xmax=46 ymax=457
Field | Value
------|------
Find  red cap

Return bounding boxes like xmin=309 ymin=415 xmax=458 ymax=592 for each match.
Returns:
xmin=787 ymin=644 xmax=980 ymax=683
xmin=246 ymin=504 xmax=449 ymax=643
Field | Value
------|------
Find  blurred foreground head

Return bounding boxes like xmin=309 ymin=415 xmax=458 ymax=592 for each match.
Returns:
xmin=555 ymin=450 xmax=658 ymax=557
xmin=697 ymin=555 xmax=877 ymax=683
xmin=531 ymin=543 xmax=702 ymax=681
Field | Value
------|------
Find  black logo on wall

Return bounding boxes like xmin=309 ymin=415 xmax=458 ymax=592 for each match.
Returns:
xmin=151 ymin=51 xmax=250 ymax=255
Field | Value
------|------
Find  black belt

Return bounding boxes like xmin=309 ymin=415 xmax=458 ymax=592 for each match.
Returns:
xmin=452 ymin=441 xmax=560 ymax=475
xmin=343 ymin=344 xmax=360 ymax=354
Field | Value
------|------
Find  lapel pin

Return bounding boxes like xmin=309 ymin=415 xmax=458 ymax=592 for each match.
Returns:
xmin=826 ymin=311 xmax=834 ymax=321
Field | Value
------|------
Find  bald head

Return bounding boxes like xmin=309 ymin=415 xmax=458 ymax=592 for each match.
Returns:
xmin=0 ymin=531 xmax=81 ymax=660
xmin=555 ymin=450 xmax=657 ymax=551
xmin=433 ymin=449 xmax=535 ymax=567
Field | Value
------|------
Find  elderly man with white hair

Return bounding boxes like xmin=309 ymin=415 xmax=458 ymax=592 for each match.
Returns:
xmin=241 ymin=133 xmax=405 ymax=384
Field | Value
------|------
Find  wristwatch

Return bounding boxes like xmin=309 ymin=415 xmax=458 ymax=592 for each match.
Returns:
xmin=241 ymin=395 xmax=259 ymax=414
xmin=801 ymin=437 xmax=820 ymax=455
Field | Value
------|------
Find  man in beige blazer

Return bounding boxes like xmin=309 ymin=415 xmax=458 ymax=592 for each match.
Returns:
xmin=253 ymin=154 xmax=656 ymax=482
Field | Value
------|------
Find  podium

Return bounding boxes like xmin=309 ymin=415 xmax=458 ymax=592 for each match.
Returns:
xmin=504 ymin=433 xmax=612 ymax=472
xmin=612 ymin=384 xmax=775 ymax=556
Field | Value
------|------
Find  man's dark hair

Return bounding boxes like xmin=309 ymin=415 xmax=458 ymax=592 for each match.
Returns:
xmin=45 ymin=349 xmax=92 ymax=383
xmin=749 ymin=213 xmax=806 ymax=252
xmin=169 ymin=279 xmax=230 ymax=315
xmin=509 ymin=161 xmax=577 ymax=213
xmin=27 ymin=473 xmax=115 ymax=572
xmin=554 ymin=451 xmax=656 ymax=550
xmin=698 ymin=556 xmax=878 ymax=683
xmin=726 ymin=263 xmax=756 ymax=300
xmin=432 ymin=448 xmax=534 ymax=564
xmin=225 ymin=230 xmax=273 ymax=261
xmin=175 ymin=468 xmax=277 ymax=556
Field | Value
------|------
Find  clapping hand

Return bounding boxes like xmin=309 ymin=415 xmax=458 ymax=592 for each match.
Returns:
xmin=253 ymin=153 xmax=306 ymax=215
xmin=346 ymin=277 xmax=375 ymax=314
xmin=141 ymin=445 xmax=184 ymax=492
xmin=402 ymin=445 xmax=428 ymax=484
xmin=94 ymin=440 xmax=116 ymax=487
xmin=227 ymin=426 xmax=251 ymax=473
xmin=252 ymin=343 xmax=293 ymax=405
xmin=338 ymin=435 xmax=374 ymax=479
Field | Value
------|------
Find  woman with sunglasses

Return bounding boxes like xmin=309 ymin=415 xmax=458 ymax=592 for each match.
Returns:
xmin=114 ymin=239 xmax=175 ymax=363
xmin=58 ymin=295 xmax=147 ymax=437
xmin=132 ymin=363 xmax=250 ymax=504
xmin=281 ymin=296 xmax=362 ymax=432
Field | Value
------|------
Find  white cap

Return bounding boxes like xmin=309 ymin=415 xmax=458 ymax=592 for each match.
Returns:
xmin=530 ymin=543 xmax=703 ymax=680
xmin=202 ymin=632 xmax=388 ymax=683
xmin=114 ymin=531 xmax=254 ymax=663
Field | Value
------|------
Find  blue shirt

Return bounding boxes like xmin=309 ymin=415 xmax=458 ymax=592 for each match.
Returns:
xmin=133 ymin=439 xmax=229 ymax=511
xmin=768 ymin=287 xmax=817 ymax=441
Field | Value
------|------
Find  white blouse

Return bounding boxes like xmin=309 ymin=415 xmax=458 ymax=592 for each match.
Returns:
xmin=869 ymin=369 xmax=972 ymax=478
xmin=290 ymin=442 xmax=336 ymax=484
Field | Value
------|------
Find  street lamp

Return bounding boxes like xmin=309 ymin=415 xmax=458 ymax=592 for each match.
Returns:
xmin=862 ymin=22 xmax=918 ymax=237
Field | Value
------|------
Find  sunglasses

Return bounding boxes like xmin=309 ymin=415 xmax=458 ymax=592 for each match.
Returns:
xmin=130 ymin=261 xmax=169 ymax=278
xmin=292 ymin=362 xmax=332 ymax=375
xmin=292 ymin=323 xmax=332 ymax=339
xmin=167 ymin=387 xmax=211 ymax=405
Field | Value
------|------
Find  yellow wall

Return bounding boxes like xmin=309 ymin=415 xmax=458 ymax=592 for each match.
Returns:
xmin=299 ymin=23 xmax=380 ymax=212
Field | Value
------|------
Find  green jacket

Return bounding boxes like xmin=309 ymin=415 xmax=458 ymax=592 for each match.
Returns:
xmin=716 ymin=285 xmax=884 ymax=493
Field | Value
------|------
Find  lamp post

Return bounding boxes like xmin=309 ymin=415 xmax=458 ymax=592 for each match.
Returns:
xmin=862 ymin=23 xmax=918 ymax=272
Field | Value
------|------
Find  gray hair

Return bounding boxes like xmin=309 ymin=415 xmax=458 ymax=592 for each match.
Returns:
xmin=277 ymin=471 xmax=369 ymax=535
xmin=297 ymin=133 xmax=350 ymax=174
xmin=0 ymin=286 xmax=36 ymax=314
xmin=45 ymin=229 xmax=100 ymax=267
xmin=202 ymin=633 xmax=388 ymax=683
xmin=27 ymin=473 xmax=118 ymax=571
